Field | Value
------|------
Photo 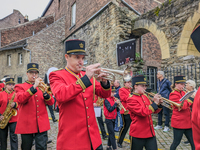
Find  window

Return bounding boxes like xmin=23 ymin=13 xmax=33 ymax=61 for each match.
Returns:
xmin=7 ymin=55 xmax=11 ymax=66
xmin=71 ymin=2 xmax=76 ymax=26
xmin=146 ymin=67 xmax=157 ymax=92
xmin=17 ymin=77 xmax=22 ymax=83
xmin=18 ymin=53 xmax=23 ymax=64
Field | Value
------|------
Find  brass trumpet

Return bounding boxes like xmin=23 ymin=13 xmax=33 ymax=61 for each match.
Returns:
xmin=114 ymin=97 xmax=129 ymax=115
xmin=145 ymin=92 xmax=183 ymax=111
xmin=38 ymin=82 xmax=52 ymax=95
xmin=83 ymin=66 xmax=133 ymax=82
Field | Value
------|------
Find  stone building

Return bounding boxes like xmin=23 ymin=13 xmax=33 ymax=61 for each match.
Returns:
xmin=0 ymin=15 xmax=57 ymax=83
xmin=1 ymin=0 xmax=199 ymax=90
xmin=0 ymin=9 xmax=27 ymax=30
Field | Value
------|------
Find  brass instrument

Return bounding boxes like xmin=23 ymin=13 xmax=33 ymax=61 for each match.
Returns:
xmin=83 ymin=66 xmax=133 ymax=82
xmin=0 ymin=93 xmax=17 ymax=129
xmin=114 ymin=97 xmax=129 ymax=115
xmin=96 ymin=97 xmax=104 ymax=106
xmin=38 ymin=82 xmax=52 ymax=95
xmin=145 ymin=92 xmax=184 ymax=111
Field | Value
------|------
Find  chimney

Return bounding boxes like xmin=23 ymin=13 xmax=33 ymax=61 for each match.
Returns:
xmin=24 ymin=15 xmax=29 ymax=23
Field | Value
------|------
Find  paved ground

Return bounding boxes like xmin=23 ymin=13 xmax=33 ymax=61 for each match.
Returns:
xmin=6 ymin=109 xmax=192 ymax=150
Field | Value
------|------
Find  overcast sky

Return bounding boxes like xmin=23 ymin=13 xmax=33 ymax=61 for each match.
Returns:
xmin=0 ymin=0 xmax=50 ymax=21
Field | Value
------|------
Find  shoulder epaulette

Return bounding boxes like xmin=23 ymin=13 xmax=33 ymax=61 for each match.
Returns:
xmin=129 ymin=93 xmax=133 ymax=97
xmin=52 ymin=68 xmax=63 ymax=72
xmin=171 ymin=90 xmax=176 ymax=94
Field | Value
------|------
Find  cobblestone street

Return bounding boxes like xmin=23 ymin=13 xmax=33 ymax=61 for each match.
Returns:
xmin=7 ymin=110 xmax=192 ymax=150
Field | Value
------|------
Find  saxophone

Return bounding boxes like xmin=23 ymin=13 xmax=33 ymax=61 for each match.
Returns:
xmin=0 ymin=93 xmax=17 ymax=129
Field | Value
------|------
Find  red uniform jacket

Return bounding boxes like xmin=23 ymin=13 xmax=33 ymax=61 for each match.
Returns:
xmin=103 ymin=97 xmax=118 ymax=119
xmin=0 ymin=83 xmax=4 ymax=92
xmin=127 ymin=93 xmax=161 ymax=138
xmin=0 ymin=90 xmax=18 ymax=123
xmin=119 ymin=87 xmax=131 ymax=115
xmin=49 ymin=69 xmax=111 ymax=150
xmin=15 ymin=82 xmax=54 ymax=134
xmin=192 ymin=87 xmax=200 ymax=149
xmin=169 ymin=89 xmax=193 ymax=129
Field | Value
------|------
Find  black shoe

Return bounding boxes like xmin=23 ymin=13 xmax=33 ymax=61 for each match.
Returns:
xmin=47 ymin=140 xmax=52 ymax=144
xmin=53 ymin=119 xmax=57 ymax=122
xmin=103 ymin=135 xmax=108 ymax=140
xmin=117 ymin=143 xmax=122 ymax=148
xmin=106 ymin=147 xmax=112 ymax=150
xmin=183 ymin=141 xmax=189 ymax=145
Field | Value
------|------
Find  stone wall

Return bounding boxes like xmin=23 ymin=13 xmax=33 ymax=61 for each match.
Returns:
xmin=0 ymin=10 xmax=25 ymax=30
xmin=0 ymin=15 xmax=54 ymax=47
xmin=26 ymin=16 xmax=66 ymax=80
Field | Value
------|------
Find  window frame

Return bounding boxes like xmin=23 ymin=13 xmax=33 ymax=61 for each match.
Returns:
xmin=71 ymin=2 xmax=76 ymax=27
xmin=7 ymin=54 xmax=11 ymax=66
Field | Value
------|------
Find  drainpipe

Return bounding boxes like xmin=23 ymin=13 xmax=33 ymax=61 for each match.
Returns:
xmin=23 ymin=44 xmax=31 ymax=63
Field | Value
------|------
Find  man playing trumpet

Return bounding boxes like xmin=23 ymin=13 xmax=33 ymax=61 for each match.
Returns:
xmin=49 ymin=39 xmax=111 ymax=150
xmin=15 ymin=63 xmax=54 ymax=150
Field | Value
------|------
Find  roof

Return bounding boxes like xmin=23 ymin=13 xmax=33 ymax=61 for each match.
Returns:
xmin=41 ymin=0 xmax=54 ymax=17
xmin=0 ymin=39 xmax=27 ymax=51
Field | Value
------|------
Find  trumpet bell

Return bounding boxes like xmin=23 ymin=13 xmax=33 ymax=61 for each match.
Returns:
xmin=101 ymin=66 xmax=133 ymax=82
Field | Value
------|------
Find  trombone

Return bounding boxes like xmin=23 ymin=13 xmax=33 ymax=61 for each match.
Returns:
xmin=145 ymin=91 xmax=183 ymax=111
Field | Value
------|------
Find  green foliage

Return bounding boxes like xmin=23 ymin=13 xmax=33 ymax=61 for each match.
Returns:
xmin=154 ymin=7 xmax=160 ymax=16
xmin=169 ymin=0 xmax=172 ymax=4
xmin=135 ymin=52 xmax=143 ymax=63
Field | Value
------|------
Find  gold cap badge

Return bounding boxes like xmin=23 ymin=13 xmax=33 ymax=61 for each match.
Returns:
xmin=144 ymin=78 xmax=146 ymax=81
xmin=32 ymin=64 xmax=36 ymax=67
xmin=79 ymin=43 xmax=84 ymax=48
xmin=11 ymin=79 xmax=13 ymax=81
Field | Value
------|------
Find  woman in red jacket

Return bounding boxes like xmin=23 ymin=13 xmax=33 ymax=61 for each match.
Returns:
xmin=103 ymin=86 xmax=120 ymax=150
xmin=0 ymin=78 xmax=18 ymax=150
xmin=169 ymin=75 xmax=195 ymax=150
xmin=127 ymin=75 xmax=162 ymax=150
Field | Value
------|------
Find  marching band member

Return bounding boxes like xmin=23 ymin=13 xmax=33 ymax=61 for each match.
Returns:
xmin=191 ymin=24 xmax=200 ymax=150
xmin=169 ymin=76 xmax=195 ymax=150
xmin=49 ymin=39 xmax=111 ymax=150
xmin=103 ymin=86 xmax=120 ymax=150
xmin=0 ymin=78 xmax=18 ymax=150
xmin=117 ymin=80 xmax=132 ymax=148
xmin=0 ymin=76 xmax=9 ymax=92
xmin=127 ymin=75 xmax=162 ymax=150
xmin=15 ymin=63 xmax=54 ymax=150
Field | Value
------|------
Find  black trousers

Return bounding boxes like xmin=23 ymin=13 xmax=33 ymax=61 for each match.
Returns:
xmin=105 ymin=119 xmax=117 ymax=149
xmin=131 ymin=136 xmax=157 ymax=150
xmin=97 ymin=109 xmax=107 ymax=137
xmin=170 ymin=128 xmax=195 ymax=150
xmin=117 ymin=114 xmax=131 ymax=145
xmin=47 ymin=105 xmax=56 ymax=120
xmin=0 ymin=122 xmax=18 ymax=150
xmin=21 ymin=131 xmax=48 ymax=150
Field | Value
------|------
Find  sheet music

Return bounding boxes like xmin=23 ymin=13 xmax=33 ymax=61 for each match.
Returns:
xmin=179 ymin=90 xmax=195 ymax=101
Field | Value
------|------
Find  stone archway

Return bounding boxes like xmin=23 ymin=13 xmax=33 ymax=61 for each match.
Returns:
xmin=132 ymin=19 xmax=170 ymax=59
xmin=177 ymin=2 xmax=200 ymax=56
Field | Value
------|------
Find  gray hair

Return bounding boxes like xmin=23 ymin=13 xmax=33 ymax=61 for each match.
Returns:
xmin=186 ymin=80 xmax=196 ymax=90
xmin=157 ymin=71 xmax=165 ymax=78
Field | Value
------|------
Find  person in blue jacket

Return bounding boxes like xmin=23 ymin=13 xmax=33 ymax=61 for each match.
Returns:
xmin=154 ymin=71 xmax=172 ymax=132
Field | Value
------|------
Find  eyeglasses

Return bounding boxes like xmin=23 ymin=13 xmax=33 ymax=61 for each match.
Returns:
xmin=8 ymin=84 xmax=15 ymax=86
xmin=28 ymin=71 xmax=38 ymax=75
